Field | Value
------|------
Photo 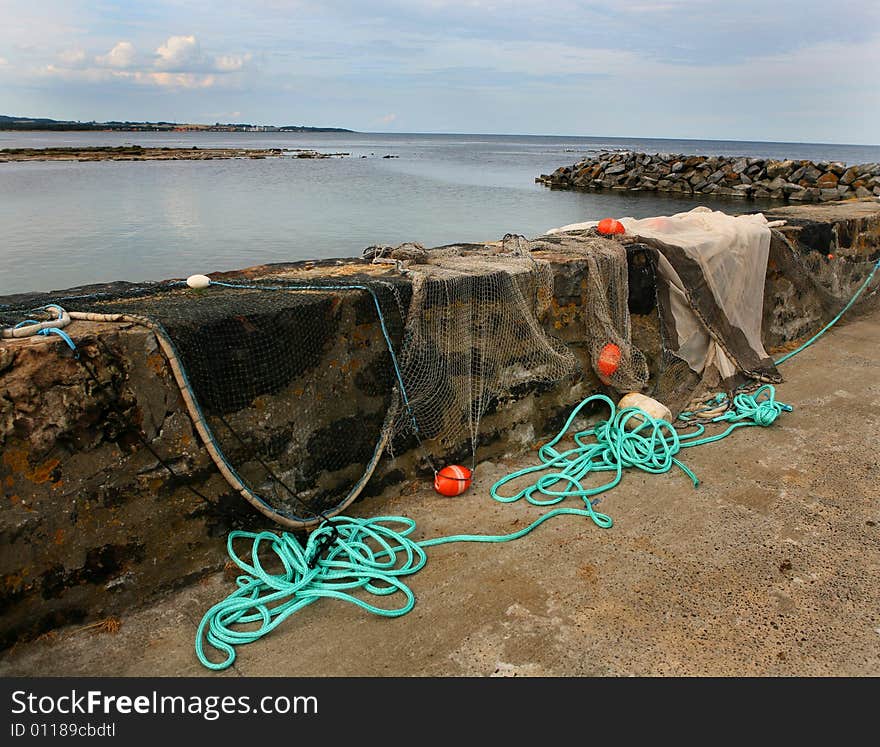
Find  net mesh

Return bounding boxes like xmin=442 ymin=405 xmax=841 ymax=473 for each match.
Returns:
xmin=387 ymin=237 xmax=580 ymax=463
xmin=528 ymin=230 xmax=650 ymax=394
xmin=1 ymin=277 xmax=410 ymax=523
xmin=0 ymin=239 xmax=593 ymax=523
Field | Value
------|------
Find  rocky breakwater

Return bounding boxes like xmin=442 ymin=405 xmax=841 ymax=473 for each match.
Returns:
xmin=537 ymin=151 xmax=880 ymax=203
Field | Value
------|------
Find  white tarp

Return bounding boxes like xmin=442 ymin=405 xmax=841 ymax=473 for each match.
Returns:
xmin=549 ymin=207 xmax=775 ymax=382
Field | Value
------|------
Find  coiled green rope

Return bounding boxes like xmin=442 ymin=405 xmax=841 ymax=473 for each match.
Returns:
xmin=196 ymin=386 xmax=789 ymax=670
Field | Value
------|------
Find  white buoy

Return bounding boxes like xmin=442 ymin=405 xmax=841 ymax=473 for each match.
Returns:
xmin=186 ymin=274 xmax=211 ymax=289
xmin=617 ymin=392 xmax=672 ymax=428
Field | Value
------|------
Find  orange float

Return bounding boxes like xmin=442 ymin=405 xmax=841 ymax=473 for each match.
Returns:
xmin=597 ymin=218 xmax=625 ymax=235
xmin=597 ymin=343 xmax=622 ymax=378
xmin=433 ymin=465 xmax=473 ymax=497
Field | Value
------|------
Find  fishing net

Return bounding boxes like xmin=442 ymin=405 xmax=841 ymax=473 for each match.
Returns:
xmin=383 ymin=236 xmax=580 ymax=464
xmin=0 ymin=237 xmax=587 ymax=527
xmin=0 ymin=276 xmax=411 ymax=527
xmin=527 ymin=230 xmax=651 ymax=394
xmin=10 ymin=206 xmax=849 ymax=528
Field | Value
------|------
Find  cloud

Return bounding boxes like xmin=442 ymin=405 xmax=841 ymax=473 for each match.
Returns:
xmin=96 ymin=41 xmax=136 ymax=69
xmin=0 ymin=57 xmax=7 ymax=66
xmin=134 ymin=71 xmax=217 ymax=89
xmin=155 ymin=34 xmax=201 ymax=70
xmin=58 ymin=49 xmax=88 ymax=67
xmin=153 ymin=35 xmax=251 ymax=74
xmin=214 ymin=53 xmax=253 ymax=72
xmin=40 ymin=34 xmax=251 ymax=90
xmin=378 ymin=112 xmax=397 ymax=124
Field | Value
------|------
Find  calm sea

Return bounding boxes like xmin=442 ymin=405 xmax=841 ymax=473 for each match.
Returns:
xmin=1 ymin=131 xmax=878 ymax=295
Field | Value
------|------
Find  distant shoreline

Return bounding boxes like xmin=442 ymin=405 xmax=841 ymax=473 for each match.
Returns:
xmin=0 ymin=146 xmax=351 ymax=162
xmin=0 ymin=114 xmax=354 ymax=134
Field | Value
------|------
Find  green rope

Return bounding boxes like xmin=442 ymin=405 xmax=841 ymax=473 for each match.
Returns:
xmin=196 ymin=507 xmax=600 ymax=670
xmin=196 ymin=386 xmax=789 ymax=670
xmin=774 ymin=256 xmax=880 ymax=366
xmin=490 ymin=387 xmax=789 ymax=506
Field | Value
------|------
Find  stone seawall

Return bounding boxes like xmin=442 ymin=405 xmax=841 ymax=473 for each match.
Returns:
xmin=1 ymin=200 xmax=878 ymax=647
xmin=538 ymin=151 xmax=880 ymax=203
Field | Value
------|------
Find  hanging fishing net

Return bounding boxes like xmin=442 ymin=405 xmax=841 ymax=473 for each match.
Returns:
xmin=379 ymin=236 xmax=581 ymax=464
xmin=0 ymin=237 xmax=589 ymax=527
xmin=528 ymin=231 xmax=650 ymax=393
xmin=1 ymin=276 xmax=411 ymax=527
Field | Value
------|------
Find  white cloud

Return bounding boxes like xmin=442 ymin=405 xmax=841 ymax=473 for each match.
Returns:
xmin=134 ymin=71 xmax=217 ymax=89
xmin=155 ymin=34 xmax=201 ymax=70
xmin=0 ymin=56 xmax=7 ymax=66
xmin=214 ymin=53 xmax=252 ymax=72
xmin=96 ymin=41 xmax=136 ymax=69
xmin=378 ymin=112 xmax=397 ymax=124
xmin=39 ymin=34 xmax=251 ymax=90
xmin=153 ymin=35 xmax=252 ymax=74
xmin=58 ymin=48 xmax=87 ymax=67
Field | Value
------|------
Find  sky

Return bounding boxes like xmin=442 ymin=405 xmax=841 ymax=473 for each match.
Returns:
xmin=0 ymin=1 xmax=877 ymax=143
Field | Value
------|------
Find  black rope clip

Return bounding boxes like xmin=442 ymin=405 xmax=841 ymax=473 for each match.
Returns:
xmin=307 ymin=522 xmax=340 ymax=569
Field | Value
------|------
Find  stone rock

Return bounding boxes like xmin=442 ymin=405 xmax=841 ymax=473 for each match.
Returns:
xmin=671 ymin=161 xmax=684 ymax=172
xmin=819 ymin=188 xmax=840 ymax=202
xmin=766 ymin=159 xmax=794 ymax=178
xmin=836 ymin=185 xmax=851 ymax=195
xmin=827 ymin=162 xmax=846 ymax=176
xmin=840 ymin=166 xmax=860 ymax=185
xmin=816 ymin=172 xmax=839 ymax=188
xmin=740 ymin=173 xmax=752 ymax=185
xmin=782 ymin=182 xmax=803 ymax=194
xmin=801 ymin=165 xmax=822 ymax=184
xmin=708 ymin=169 xmax=726 ymax=184
xmin=855 ymin=186 xmax=872 ymax=198
xmin=732 ymin=158 xmax=749 ymax=173
xmin=753 ymin=188 xmax=771 ymax=199
xmin=767 ymin=176 xmax=788 ymax=191
xmin=605 ymin=163 xmax=626 ymax=175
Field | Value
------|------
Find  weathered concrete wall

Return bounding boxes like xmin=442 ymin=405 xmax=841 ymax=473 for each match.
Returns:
xmin=1 ymin=199 xmax=878 ymax=647
xmin=538 ymin=151 xmax=880 ymax=203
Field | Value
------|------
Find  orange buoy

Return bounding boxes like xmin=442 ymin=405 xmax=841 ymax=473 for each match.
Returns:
xmin=597 ymin=343 xmax=621 ymax=378
xmin=597 ymin=218 xmax=625 ymax=236
xmin=433 ymin=465 xmax=473 ymax=497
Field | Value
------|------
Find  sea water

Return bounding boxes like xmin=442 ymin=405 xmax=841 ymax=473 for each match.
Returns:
xmin=1 ymin=131 xmax=878 ymax=295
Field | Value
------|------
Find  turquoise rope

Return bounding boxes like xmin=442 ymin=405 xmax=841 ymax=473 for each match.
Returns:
xmin=197 ymin=507 xmax=603 ymax=670
xmin=490 ymin=387 xmax=788 ymax=508
xmin=196 ymin=386 xmax=788 ymax=670
xmin=774 ymin=256 xmax=880 ymax=366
